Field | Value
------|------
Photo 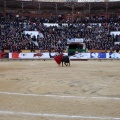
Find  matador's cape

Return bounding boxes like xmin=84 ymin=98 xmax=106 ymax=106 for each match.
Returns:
xmin=53 ymin=53 xmax=63 ymax=65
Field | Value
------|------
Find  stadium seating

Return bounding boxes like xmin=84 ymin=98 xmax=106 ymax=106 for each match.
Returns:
xmin=0 ymin=12 xmax=120 ymax=53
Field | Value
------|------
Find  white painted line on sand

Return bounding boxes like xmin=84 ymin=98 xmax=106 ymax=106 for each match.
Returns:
xmin=0 ymin=91 xmax=120 ymax=100
xmin=0 ymin=110 xmax=120 ymax=120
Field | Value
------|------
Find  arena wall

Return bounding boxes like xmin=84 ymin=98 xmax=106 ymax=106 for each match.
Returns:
xmin=1 ymin=52 xmax=120 ymax=59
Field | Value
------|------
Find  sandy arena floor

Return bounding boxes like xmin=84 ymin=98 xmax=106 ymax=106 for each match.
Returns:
xmin=0 ymin=60 xmax=120 ymax=120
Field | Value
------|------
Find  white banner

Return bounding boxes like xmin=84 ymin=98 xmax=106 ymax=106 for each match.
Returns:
xmin=9 ymin=52 xmax=120 ymax=59
xmin=9 ymin=52 xmax=68 ymax=59
xmin=106 ymin=53 xmax=120 ymax=58
xmin=69 ymin=53 xmax=90 ymax=59
xmin=114 ymin=42 xmax=120 ymax=45
xmin=24 ymin=31 xmax=44 ymax=38
xmin=110 ymin=31 xmax=120 ymax=36
xmin=67 ymin=38 xmax=84 ymax=43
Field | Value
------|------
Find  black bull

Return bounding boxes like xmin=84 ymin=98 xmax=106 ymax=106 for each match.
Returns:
xmin=61 ymin=55 xmax=70 ymax=67
xmin=49 ymin=52 xmax=70 ymax=67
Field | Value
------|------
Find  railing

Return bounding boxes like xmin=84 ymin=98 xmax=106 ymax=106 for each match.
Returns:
xmin=34 ymin=0 xmax=105 ymax=2
xmin=6 ymin=0 xmax=120 ymax=2
xmin=21 ymin=0 xmax=105 ymax=2
xmin=24 ymin=0 xmax=120 ymax=2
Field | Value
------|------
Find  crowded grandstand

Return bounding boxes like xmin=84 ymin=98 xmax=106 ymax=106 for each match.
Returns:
xmin=0 ymin=0 xmax=120 ymax=56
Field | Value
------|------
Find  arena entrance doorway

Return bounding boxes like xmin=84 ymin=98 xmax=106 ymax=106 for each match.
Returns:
xmin=67 ymin=42 xmax=86 ymax=56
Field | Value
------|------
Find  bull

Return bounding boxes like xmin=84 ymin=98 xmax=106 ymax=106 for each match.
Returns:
xmin=61 ymin=55 xmax=70 ymax=67
xmin=49 ymin=52 xmax=70 ymax=67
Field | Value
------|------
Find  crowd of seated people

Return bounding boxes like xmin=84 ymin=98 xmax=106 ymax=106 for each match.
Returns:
xmin=0 ymin=13 xmax=120 ymax=53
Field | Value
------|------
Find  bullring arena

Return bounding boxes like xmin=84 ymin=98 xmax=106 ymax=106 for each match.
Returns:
xmin=0 ymin=59 xmax=120 ymax=120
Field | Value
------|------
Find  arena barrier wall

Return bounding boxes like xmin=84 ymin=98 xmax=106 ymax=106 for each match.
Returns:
xmin=0 ymin=52 xmax=9 ymax=58
xmin=8 ymin=52 xmax=120 ymax=59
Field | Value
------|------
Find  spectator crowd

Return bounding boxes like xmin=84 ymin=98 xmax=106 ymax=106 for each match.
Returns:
xmin=0 ymin=13 xmax=120 ymax=53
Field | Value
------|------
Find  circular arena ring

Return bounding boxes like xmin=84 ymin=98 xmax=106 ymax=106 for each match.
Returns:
xmin=0 ymin=60 xmax=120 ymax=120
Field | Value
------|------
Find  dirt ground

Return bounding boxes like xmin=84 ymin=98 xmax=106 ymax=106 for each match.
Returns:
xmin=0 ymin=60 xmax=120 ymax=120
